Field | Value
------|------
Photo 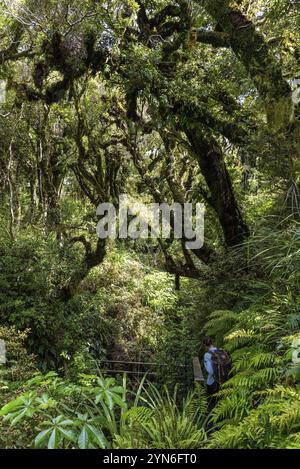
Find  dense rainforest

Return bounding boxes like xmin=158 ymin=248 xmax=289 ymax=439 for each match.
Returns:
xmin=0 ymin=0 xmax=300 ymax=450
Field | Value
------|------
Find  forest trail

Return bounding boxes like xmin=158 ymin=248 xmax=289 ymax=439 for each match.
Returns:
xmin=0 ymin=0 xmax=299 ymax=451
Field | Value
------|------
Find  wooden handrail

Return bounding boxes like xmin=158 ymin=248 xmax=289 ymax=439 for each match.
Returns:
xmin=98 ymin=358 xmax=201 ymax=383
xmin=100 ymin=370 xmax=157 ymax=376
xmin=100 ymin=359 xmax=189 ymax=368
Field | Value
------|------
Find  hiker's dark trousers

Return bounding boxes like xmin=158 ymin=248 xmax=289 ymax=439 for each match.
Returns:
xmin=207 ymin=381 xmax=219 ymax=412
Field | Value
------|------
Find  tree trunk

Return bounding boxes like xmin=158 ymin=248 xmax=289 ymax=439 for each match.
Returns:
xmin=60 ymin=238 xmax=107 ymax=300
xmin=185 ymin=126 xmax=249 ymax=246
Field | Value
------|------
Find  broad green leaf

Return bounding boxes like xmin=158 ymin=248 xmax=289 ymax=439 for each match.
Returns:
xmin=78 ymin=426 xmax=89 ymax=449
xmin=48 ymin=429 xmax=59 ymax=449
xmin=34 ymin=428 xmax=52 ymax=448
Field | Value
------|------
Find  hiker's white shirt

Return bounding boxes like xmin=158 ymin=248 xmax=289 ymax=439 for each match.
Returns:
xmin=204 ymin=346 xmax=218 ymax=385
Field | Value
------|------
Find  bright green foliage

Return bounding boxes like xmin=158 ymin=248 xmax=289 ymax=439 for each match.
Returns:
xmin=114 ymin=384 xmax=208 ymax=449
xmin=0 ymin=372 xmax=125 ymax=449
xmin=0 ymin=372 xmax=208 ymax=449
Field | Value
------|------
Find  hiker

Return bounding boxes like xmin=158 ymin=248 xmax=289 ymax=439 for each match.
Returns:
xmin=203 ymin=336 xmax=232 ymax=412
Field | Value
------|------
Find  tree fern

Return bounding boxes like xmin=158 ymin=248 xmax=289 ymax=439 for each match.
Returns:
xmin=114 ymin=384 xmax=208 ymax=449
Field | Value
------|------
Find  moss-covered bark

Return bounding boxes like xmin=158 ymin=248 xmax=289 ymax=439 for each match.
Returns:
xmin=198 ymin=0 xmax=293 ymax=132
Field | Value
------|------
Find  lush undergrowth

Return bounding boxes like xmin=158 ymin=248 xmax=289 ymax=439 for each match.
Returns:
xmin=205 ymin=222 xmax=300 ymax=448
xmin=1 ymin=221 xmax=300 ymax=449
